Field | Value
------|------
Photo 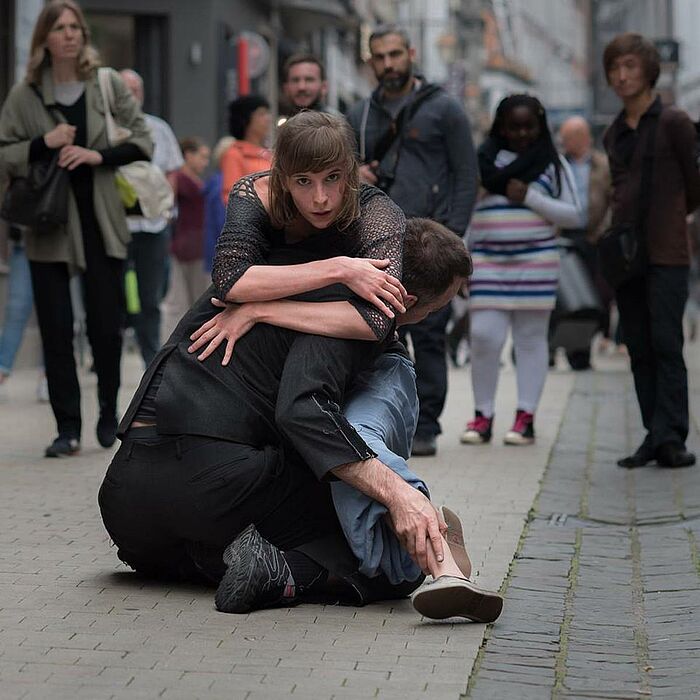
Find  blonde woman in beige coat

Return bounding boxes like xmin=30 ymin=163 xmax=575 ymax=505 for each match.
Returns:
xmin=0 ymin=0 xmax=152 ymax=457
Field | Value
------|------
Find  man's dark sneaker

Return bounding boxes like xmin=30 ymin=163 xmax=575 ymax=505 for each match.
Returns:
xmin=504 ymin=410 xmax=535 ymax=445
xmin=655 ymin=442 xmax=696 ymax=469
xmin=461 ymin=411 xmax=493 ymax=445
xmin=96 ymin=412 xmax=118 ymax=448
xmin=45 ymin=436 xmax=80 ymax=458
xmin=411 ymin=435 xmax=437 ymax=457
xmin=215 ymin=525 xmax=297 ymax=614
xmin=617 ymin=441 xmax=655 ymax=469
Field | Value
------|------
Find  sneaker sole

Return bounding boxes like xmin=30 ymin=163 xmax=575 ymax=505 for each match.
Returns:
xmin=215 ymin=524 xmax=264 ymax=614
xmin=460 ymin=432 xmax=491 ymax=445
xmin=503 ymin=433 xmax=535 ymax=446
xmin=412 ymin=577 xmax=503 ymax=622
xmin=441 ymin=506 xmax=472 ymax=579
xmin=45 ymin=447 xmax=81 ymax=458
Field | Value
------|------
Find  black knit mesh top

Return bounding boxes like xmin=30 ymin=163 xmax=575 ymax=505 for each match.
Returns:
xmin=211 ymin=172 xmax=406 ymax=341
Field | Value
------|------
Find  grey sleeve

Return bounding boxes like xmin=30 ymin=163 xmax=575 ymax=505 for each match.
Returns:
xmin=443 ymin=98 xmax=478 ymax=235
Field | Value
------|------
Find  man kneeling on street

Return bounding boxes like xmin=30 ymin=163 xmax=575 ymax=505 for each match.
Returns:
xmin=98 ymin=219 xmax=503 ymax=622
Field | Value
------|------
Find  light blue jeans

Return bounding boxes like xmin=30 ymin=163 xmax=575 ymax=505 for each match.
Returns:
xmin=0 ymin=243 xmax=34 ymax=375
xmin=332 ymin=352 xmax=427 ymax=585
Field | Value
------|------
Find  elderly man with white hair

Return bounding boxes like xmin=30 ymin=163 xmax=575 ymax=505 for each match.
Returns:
xmin=119 ymin=69 xmax=183 ymax=366
xmin=557 ymin=115 xmax=613 ymax=369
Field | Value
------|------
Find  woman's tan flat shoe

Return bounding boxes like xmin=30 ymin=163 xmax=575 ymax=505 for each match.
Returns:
xmin=441 ymin=505 xmax=472 ymax=579
xmin=411 ymin=575 xmax=504 ymax=622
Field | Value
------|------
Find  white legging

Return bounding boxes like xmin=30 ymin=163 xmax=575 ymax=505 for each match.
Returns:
xmin=470 ymin=309 xmax=551 ymax=417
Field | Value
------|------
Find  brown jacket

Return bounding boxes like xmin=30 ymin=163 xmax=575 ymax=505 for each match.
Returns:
xmin=585 ymin=149 xmax=612 ymax=244
xmin=603 ymin=96 xmax=700 ymax=266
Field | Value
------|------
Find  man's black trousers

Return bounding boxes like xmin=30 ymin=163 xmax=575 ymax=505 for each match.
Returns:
xmin=399 ymin=304 xmax=452 ymax=438
xmin=98 ymin=427 xmax=420 ymax=604
xmin=616 ymin=265 xmax=690 ymax=449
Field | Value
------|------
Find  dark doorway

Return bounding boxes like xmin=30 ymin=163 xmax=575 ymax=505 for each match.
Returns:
xmin=85 ymin=11 xmax=169 ymax=119
xmin=0 ymin=0 xmax=14 ymax=104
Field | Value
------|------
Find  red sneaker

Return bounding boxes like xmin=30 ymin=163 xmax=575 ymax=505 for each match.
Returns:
xmin=460 ymin=411 xmax=493 ymax=444
xmin=504 ymin=410 xmax=535 ymax=445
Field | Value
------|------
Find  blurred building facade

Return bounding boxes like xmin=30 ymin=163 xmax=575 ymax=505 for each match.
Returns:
xmin=673 ymin=0 xmax=700 ymax=120
xmin=590 ymin=0 xmax=675 ymax=130
xmin=478 ymin=0 xmax=591 ymax=132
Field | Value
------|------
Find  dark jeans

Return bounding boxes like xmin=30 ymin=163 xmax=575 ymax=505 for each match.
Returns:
xmin=98 ymin=427 xmax=419 ymax=605
xmin=29 ymin=232 xmax=124 ymax=440
xmin=127 ymin=229 xmax=169 ymax=366
xmin=616 ymin=265 xmax=689 ymax=449
xmin=399 ymin=303 xmax=451 ymax=438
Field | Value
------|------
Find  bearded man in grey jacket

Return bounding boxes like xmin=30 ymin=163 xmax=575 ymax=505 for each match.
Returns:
xmin=346 ymin=25 xmax=478 ymax=456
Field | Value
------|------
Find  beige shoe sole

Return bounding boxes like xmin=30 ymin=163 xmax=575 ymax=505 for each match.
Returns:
xmin=441 ymin=506 xmax=472 ymax=579
xmin=460 ymin=430 xmax=489 ymax=444
xmin=412 ymin=575 xmax=503 ymax=622
xmin=503 ymin=432 xmax=535 ymax=445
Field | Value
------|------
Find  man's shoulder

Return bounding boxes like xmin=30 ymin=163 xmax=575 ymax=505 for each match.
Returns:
xmin=145 ymin=113 xmax=176 ymax=136
xmin=659 ymin=104 xmax=693 ymax=129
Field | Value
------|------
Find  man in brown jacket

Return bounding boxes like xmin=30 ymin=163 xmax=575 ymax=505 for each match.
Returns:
xmin=603 ymin=33 xmax=700 ymax=469
xmin=559 ymin=116 xmax=612 ymax=369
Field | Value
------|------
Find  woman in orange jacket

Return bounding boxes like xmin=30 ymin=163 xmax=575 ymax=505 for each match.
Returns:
xmin=220 ymin=95 xmax=272 ymax=203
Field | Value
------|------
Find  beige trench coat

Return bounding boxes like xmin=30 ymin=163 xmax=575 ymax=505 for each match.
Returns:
xmin=0 ymin=67 xmax=153 ymax=271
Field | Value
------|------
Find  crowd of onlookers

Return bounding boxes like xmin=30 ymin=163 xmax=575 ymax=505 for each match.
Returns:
xmin=0 ymin=0 xmax=699 ymax=470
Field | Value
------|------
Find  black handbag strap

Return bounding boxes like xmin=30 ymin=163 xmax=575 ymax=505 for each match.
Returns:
xmin=636 ymin=113 xmax=659 ymax=237
xmin=29 ymin=84 xmax=65 ymax=125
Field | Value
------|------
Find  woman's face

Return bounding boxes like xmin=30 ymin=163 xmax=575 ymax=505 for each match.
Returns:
xmin=286 ymin=164 xmax=346 ymax=230
xmin=246 ymin=107 xmax=272 ymax=144
xmin=502 ymin=105 xmax=541 ymax=154
xmin=45 ymin=8 xmax=84 ymax=63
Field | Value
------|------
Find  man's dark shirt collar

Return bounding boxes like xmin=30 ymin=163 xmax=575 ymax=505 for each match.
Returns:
xmin=612 ymin=94 xmax=661 ymax=166
xmin=613 ymin=94 xmax=661 ymax=133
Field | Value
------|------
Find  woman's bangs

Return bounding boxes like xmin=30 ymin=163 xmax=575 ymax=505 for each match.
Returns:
xmin=283 ymin=127 xmax=351 ymax=176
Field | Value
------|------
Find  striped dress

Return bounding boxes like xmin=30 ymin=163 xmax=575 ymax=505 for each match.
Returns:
xmin=468 ymin=151 xmax=580 ymax=311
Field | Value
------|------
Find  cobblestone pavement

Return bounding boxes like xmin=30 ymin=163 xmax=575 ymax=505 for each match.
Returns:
xmin=0 ymin=343 xmax=574 ymax=700
xmin=467 ymin=349 xmax=700 ymax=700
xmin=6 ymin=342 xmax=699 ymax=699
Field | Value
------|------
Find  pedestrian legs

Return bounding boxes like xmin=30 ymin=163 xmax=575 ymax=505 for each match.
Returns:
xmin=511 ymin=309 xmax=551 ymax=413
xmin=399 ymin=303 xmax=451 ymax=439
xmin=29 ymin=261 xmax=81 ymax=439
xmin=469 ymin=309 xmax=510 ymax=417
xmin=647 ymin=266 xmax=689 ymax=447
xmin=128 ymin=230 xmax=168 ymax=365
xmin=0 ymin=243 xmax=34 ymax=376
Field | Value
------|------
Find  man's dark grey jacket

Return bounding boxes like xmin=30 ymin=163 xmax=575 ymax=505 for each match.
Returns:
xmin=346 ymin=79 xmax=478 ymax=235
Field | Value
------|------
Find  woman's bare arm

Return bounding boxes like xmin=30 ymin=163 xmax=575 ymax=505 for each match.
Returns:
xmin=188 ymin=299 xmax=378 ymax=364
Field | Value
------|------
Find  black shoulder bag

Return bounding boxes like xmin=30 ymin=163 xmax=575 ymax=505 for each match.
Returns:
xmin=598 ymin=115 xmax=658 ymax=289
xmin=361 ymin=88 xmax=436 ymax=193
xmin=0 ymin=87 xmax=70 ymax=230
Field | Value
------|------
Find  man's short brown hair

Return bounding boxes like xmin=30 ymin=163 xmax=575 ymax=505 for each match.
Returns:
xmin=603 ymin=32 xmax=661 ymax=87
xmin=403 ymin=218 xmax=472 ymax=302
xmin=282 ymin=53 xmax=325 ymax=82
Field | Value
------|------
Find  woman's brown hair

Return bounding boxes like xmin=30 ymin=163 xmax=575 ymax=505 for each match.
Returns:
xmin=603 ymin=32 xmax=660 ymax=88
xmin=268 ymin=111 xmax=360 ymax=230
xmin=26 ymin=0 xmax=101 ymax=85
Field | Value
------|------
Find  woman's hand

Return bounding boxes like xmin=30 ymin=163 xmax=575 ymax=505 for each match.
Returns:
xmin=187 ymin=299 xmax=259 ymax=365
xmin=58 ymin=146 xmax=103 ymax=170
xmin=44 ymin=124 xmax=76 ymax=149
xmin=506 ymin=178 xmax=529 ymax=203
xmin=336 ymin=257 xmax=407 ymax=317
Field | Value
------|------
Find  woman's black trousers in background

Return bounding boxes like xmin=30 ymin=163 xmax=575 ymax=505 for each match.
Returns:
xmin=29 ymin=223 xmax=124 ymax=440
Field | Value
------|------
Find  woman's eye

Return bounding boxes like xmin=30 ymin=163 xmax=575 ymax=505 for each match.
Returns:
xmin=326 ymin=173 xmax=340 ymax=183
xmin=295 ymin=178 xmax=309 ymax=186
